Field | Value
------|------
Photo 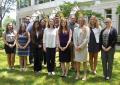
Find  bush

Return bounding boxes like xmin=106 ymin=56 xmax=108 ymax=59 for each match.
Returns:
xmin=0 ymin=28 xmax=4 ymax=37
xmin=0 ymin=38 xmax=4 ymax=49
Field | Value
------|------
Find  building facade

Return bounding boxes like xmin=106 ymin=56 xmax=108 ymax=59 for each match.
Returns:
xmin=16 ymin=0 xmax=120 ymax=34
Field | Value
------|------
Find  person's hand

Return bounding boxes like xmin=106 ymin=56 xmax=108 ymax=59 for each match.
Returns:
xmin=75 ymin=46 xmax=81 ymax=51
xmin=102 ymin=45 xmax=106 ymax=51
xmin=22 ymin=46 xmax=27 ymax=49
xmin=43 ymin=47 xmax=46 ymax=52
xmin=38 ymin=45 xmax=42 ymax=48
xmin=62 ymin=47 xmax=67 ymax=51
xmin=9 ymin=44 xmax=13 ymax=48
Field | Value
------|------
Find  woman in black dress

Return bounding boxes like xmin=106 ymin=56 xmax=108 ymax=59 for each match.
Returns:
xmin=58 ymin=19 xmax=72 ymax=77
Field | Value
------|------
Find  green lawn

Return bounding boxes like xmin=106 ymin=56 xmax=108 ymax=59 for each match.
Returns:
xmin=0 ymin=50 xmax=120 ymax=85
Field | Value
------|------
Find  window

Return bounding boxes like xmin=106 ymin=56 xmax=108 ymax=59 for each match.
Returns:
xmin=35 ymin=0 xmax=44 ymax=4
xmin=44 ymin=0 xmax=50 ymax=3
xmin=19 ymin=0 xmax=31 ymax=8
xmin=105 ymin=9 xmax=112 ymax=19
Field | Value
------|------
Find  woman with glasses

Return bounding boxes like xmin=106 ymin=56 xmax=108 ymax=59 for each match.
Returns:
xmin=99 ymin=18 xmax=117 ymax=80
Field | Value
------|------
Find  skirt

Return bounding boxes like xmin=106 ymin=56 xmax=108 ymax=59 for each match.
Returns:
xmin=59 ymin=43 xmax=71 ymax=62
xmin=4 ymin=42 xmax=16 ymax=54
xmin=18 ymin=46 xmax=29 ymax=57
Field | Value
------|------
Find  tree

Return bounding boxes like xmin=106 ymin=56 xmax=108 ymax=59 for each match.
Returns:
xmin=0 ymin=0 xmax=16 ymax=28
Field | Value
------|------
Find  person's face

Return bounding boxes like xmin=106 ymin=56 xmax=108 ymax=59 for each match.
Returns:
xmin=90 ymin=16 xmax=96 ymax=25
xmin=41 ymin=20 xmax=46 ymax=26
xmin=49 ymin=19 xmax=54 ymax=26
xmin=71 ymin=16 xmax=76 ymax=23
xmin=78 ymin=18 xmax=84 ymax=26
xmin=35 ymin=22 xmax=39 ymax=28
xmin=55 ymin=17 xmax=59 ymax=23
xmin=61 ymin=20 xmax=67 ymax=27
xmin=21 ymin=25 xmax=26 ymax=31
xmin=8 ymin=23 xmax=13 ymax=30
xmin=25 ymin=17 xmax=30 ymax=24
xmin=104 ymin=19 xmax=111 ymax=27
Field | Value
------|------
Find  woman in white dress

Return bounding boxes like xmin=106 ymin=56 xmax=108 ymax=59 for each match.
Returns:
xmin=73 ymin=17 xmax=89 ymax=80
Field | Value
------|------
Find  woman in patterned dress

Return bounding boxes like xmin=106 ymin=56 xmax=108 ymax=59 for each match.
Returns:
xmin=73 ymin=17 xmax=89 ymax=80
xmin=16 ymin=23 xmax=30 ymax=71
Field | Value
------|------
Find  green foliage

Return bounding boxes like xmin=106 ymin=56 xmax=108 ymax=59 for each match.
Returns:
xmin=116 ymin=5 xmax=120 ymax=14
xmin=75 ymin=10 xmax=103 ymax=20
xmin=0 ymin=38 xmax=4 ymax=49
xmin=60 ymin=2 xmax=75 ymax=17
xmin=2 ymin=16 xmax=16 ymax=29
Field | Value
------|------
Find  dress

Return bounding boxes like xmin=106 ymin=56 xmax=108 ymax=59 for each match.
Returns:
xmin=17 ymin=33 xmax=29 ymax=56
xmin=59 ymin=31 xmax=71 ymax=62
xmin=88 ymin=27 xmax=100 ymax=52
xmin=73 ymin=27 xmax=89 ymax=62
xmin=3 ymin=31 xmax=16 ymax=54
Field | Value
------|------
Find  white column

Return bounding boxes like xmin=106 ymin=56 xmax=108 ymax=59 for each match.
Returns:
xmin=31 ymin=0 xmax=35 ymax=6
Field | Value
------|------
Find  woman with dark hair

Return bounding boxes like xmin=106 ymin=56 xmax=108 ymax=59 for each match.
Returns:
xmin=3 ymin=23 xmax=16 ymax=70
xmin=88 ymin=16 xmax=101 ymax=75
xmin=31 ymin=21 xmax=44 ymax=74
xmin=58 ymin=19 xmax=72 ymax=77
xmin=16 ymin=23 xmax=30 ymax=71
xmin=99 ymin=18 xmax=117 ymax=80
xmin=39 ymin=19 xmax=47 ymax=66
xmin=43 ymin=19 xmax=58 ymax=75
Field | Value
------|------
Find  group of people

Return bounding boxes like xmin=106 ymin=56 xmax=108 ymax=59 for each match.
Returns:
xmin=3 ymin=15 xmax=117 ymax=81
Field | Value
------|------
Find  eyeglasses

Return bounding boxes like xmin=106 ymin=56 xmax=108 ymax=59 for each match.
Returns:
xmin=104 ymin=21 xmax=109 ymax=23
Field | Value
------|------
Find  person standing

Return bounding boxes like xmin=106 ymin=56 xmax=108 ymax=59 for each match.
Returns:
xmin=31 ymin=21 xmax=43 ymax=74
xmin=40 ymin=19 xmax=47 ymax=66
xmin=16 ymin=23 xmax=30 ymax=71
xmin=3 ymin=23 xmax=16 ymax=70
xmin=73 ymin=17 xmax=89 ymax=80
xmin=25 ymin=16 xmax=34 ymax=65
xmin=88 ymin=16 xmax=101 ymax=75
xmin=68 ymin=15 xmax=78 ymax=70
xmin=99 ymin=18 xmax=117 ymax=80
xmin=58 ymin=19 xmax=72 ymax=77
xmin=43 ymin=19 xmax=58 ymax=75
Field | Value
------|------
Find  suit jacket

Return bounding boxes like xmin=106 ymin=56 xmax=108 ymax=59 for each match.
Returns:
xmin=99 ymin=27 xmax=117 ymax=50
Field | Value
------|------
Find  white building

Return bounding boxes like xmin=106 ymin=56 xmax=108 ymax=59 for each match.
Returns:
xmin=16 ymin=0 xmax=120 ymax=34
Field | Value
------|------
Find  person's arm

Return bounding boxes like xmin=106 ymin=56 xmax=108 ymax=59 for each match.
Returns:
xmin=16 ymin=34 xmax=23 ymax=48
xmin=2 ymin=32 xmax=9 ymax=46
xmin=43 ymin=29 xmax=46 ymax=52
xmin=78 ymin=26 xmax=90 ymax=49
xmin=73 ymin=28 xmax=78 ymax=48
xmin=23 ymin=32 xmax=30 ymax=49
xmin=106 ymin=28 xmax=117 ymax=51
xmin=65 ymin=29 xmax=72 ymax=48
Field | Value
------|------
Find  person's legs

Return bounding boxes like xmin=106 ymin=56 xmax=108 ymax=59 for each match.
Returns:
xmin=89 ymin=52 xmax=94 ymax=72
xmin=7 ymin=54 xmax=11 ymax=69
xmin=61 ymin=62 xmax=65 ymax=76
xmin=75 ymin=62 xmax=80 ymax=79
xmin=107 ymin=48 xmax=115 ymax=79
xmin=65 ymin=62 xmax=70 ymax=76
xmin=51 ymin=48 xmax=56 ymax=72
xmin=93 ymin=52 xmax=98 ymax=74
xmin=101 ymin=50 xmax=108 ymax=78
xmin=11 ymin=53 xmax=15 ymax=68
xmin=24 ymin=56 xmax=27 ymax=70
xmin=46 ymin=48 xmax=52 ymax=73
xmin=82 ymin=62 xmax=87 ymax=80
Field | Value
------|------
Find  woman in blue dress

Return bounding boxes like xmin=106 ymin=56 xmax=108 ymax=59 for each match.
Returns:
xmin=16 ymin=23 xmax=30 ymax=71
xmin=58 ymin=19 xmax=72 ymax=77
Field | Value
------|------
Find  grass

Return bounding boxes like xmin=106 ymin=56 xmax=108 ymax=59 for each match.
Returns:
xmin=0 ymin=50 xmax=120 ymax=85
